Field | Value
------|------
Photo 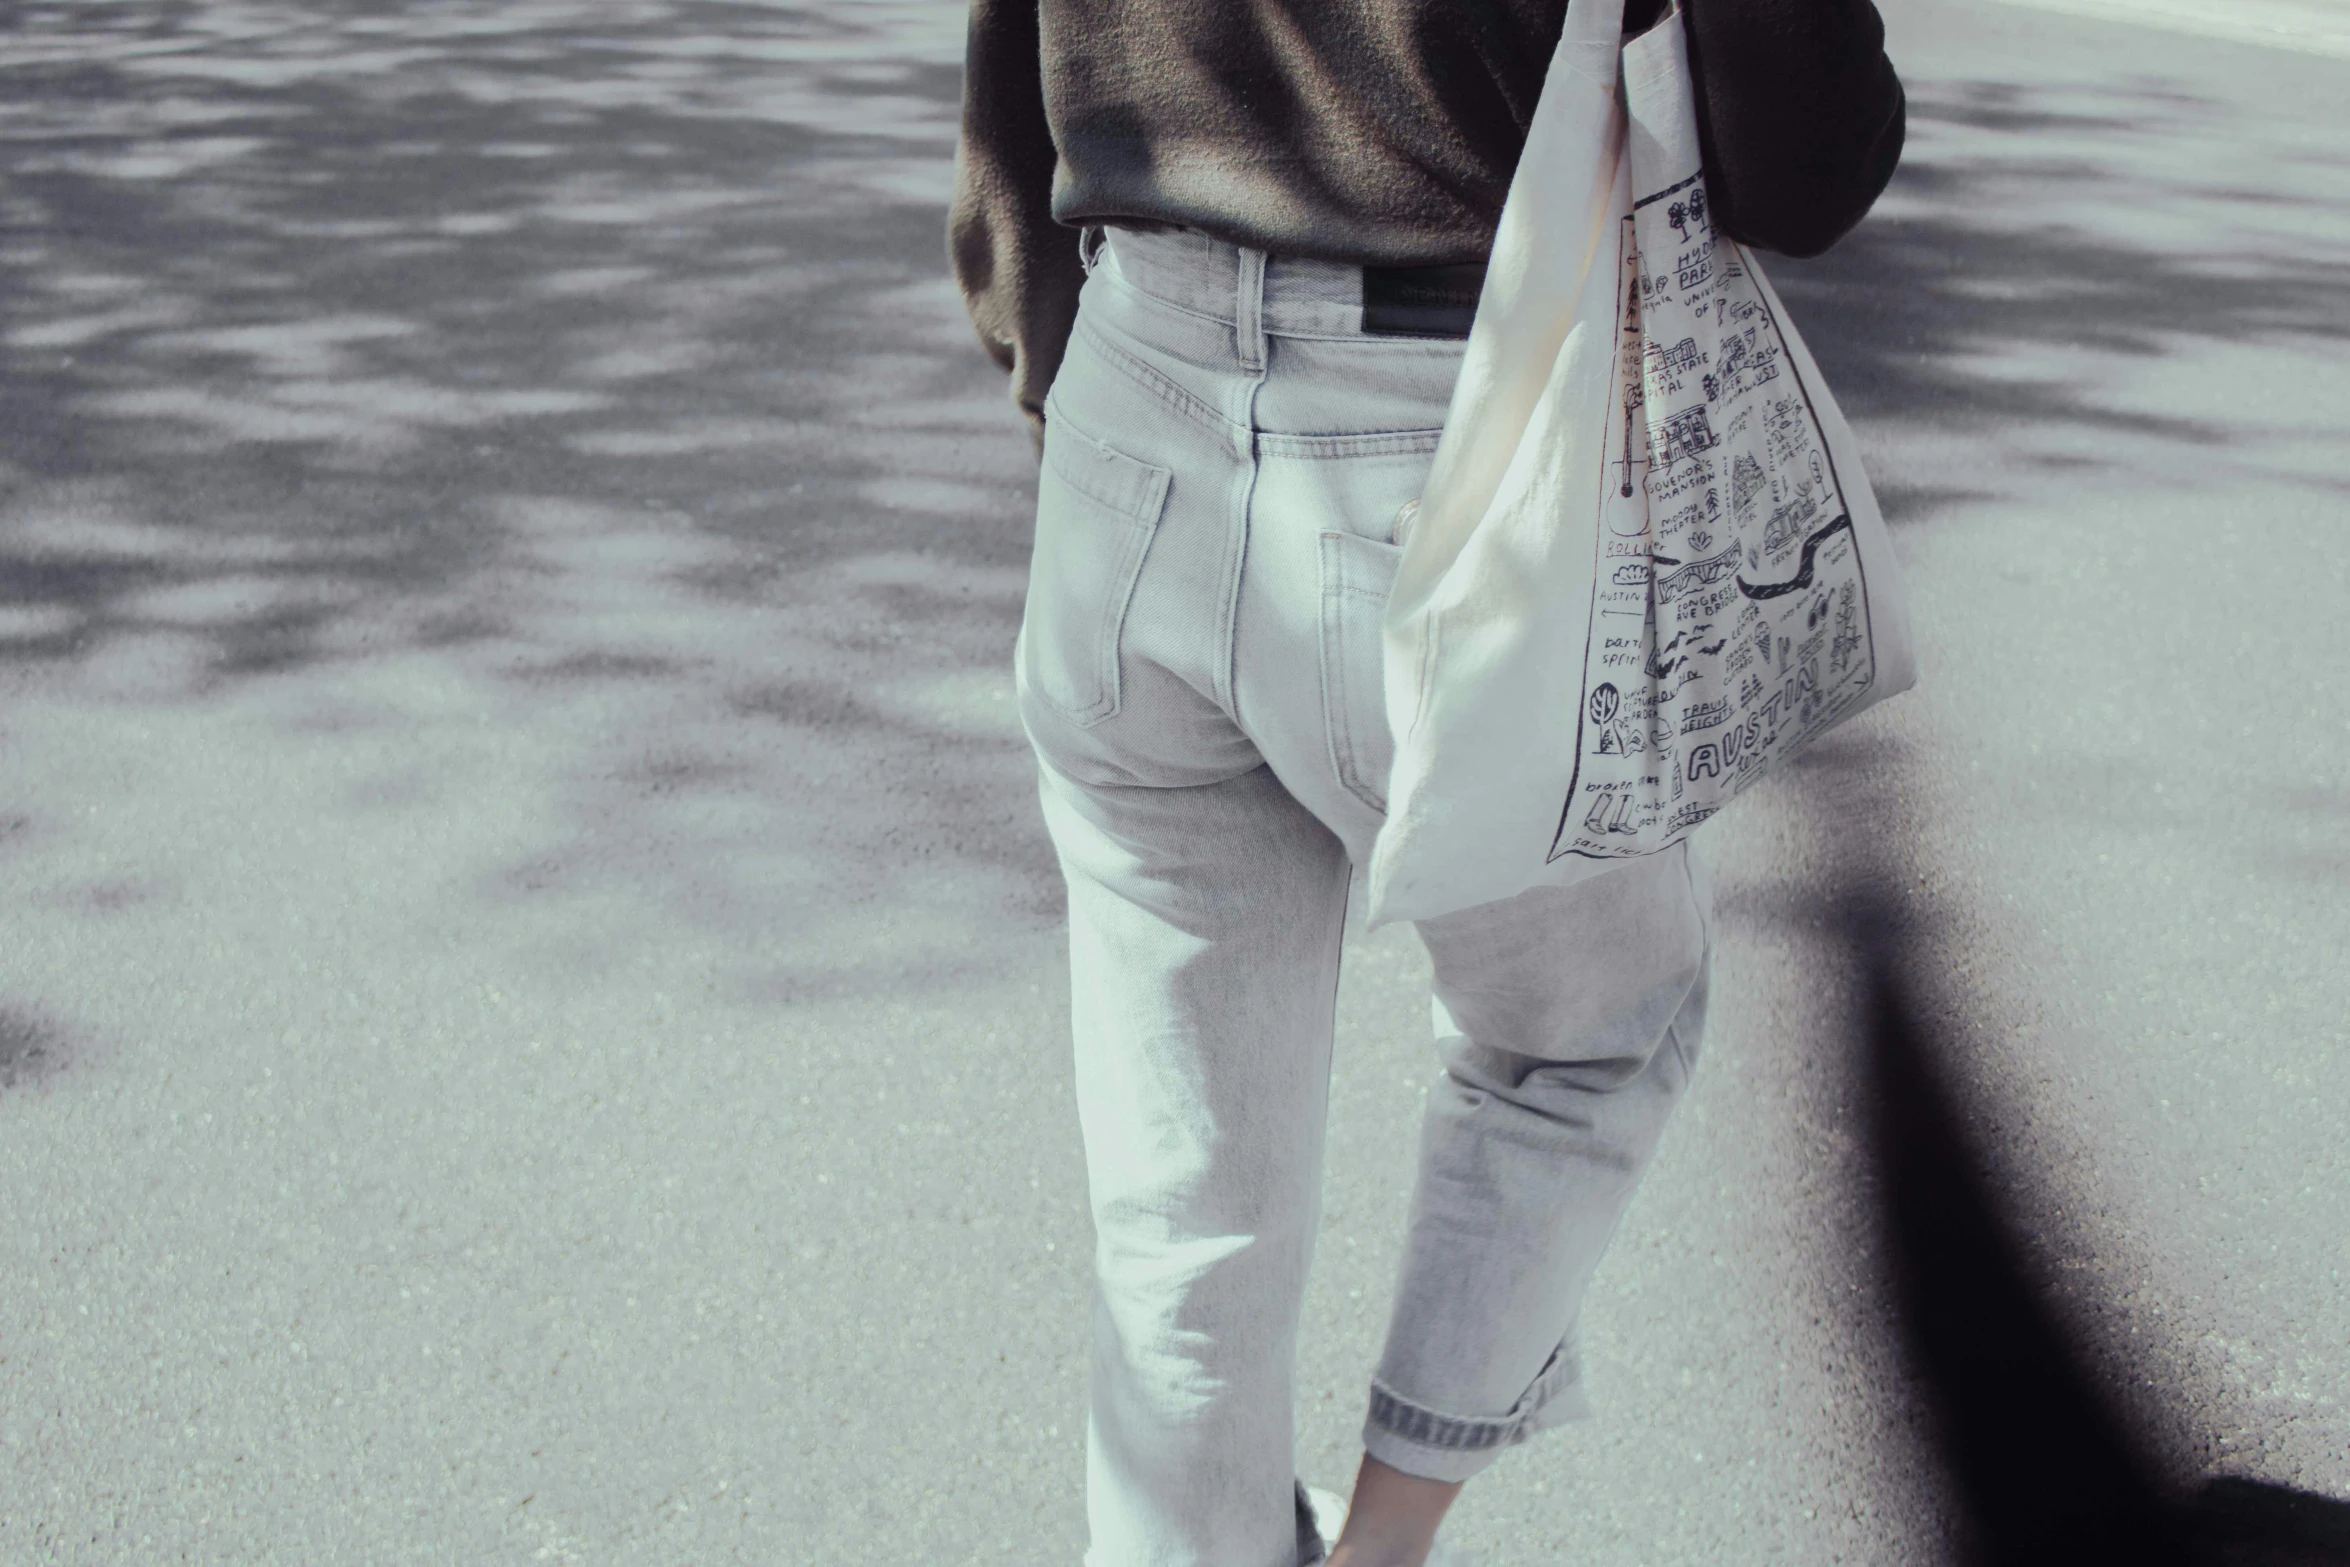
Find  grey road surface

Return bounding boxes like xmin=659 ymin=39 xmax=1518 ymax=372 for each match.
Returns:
xmin=1 ymin=1 xmax=2344 ymax=1562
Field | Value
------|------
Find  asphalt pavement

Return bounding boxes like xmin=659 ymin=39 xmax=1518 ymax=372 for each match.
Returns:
xmin=1 ymin=1 xmax=2343 ymax=1562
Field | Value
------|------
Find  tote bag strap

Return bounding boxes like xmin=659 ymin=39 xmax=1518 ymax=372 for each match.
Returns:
xmin=1397 ymin=0 xmax=1629 ymax=599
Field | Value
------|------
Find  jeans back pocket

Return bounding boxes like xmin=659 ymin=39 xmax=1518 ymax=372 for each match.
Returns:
xmin=1021 ymin=415 xmax=1172 ymax=728
xmin=1318 ymin=529 xmax=1404 ymax=813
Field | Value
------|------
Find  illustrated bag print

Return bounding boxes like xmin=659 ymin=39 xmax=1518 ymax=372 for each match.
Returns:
xmin=1366 ymin=0 xmax=1917 ymax=924
xmin=1571 ymin=171 xmax=1880 ymax=846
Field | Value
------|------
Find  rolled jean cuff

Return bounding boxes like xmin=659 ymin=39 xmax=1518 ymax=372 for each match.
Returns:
xmin=1360 ymin=1343 xmax=1593 ymax=1484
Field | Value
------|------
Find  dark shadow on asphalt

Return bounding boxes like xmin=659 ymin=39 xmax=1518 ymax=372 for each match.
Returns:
xmin=1858 ymin=906 xmax=2350 ymax=1566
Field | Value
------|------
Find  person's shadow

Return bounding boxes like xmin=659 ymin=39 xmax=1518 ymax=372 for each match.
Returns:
xmin=1860 ymin=912 xmax=2350 ymax=1566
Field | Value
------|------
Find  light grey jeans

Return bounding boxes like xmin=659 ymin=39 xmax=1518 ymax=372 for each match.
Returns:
xmin=1018 ymin=227 xmax=1716 ymax=1567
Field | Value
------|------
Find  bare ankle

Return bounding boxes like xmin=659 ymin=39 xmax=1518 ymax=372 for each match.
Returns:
xmin=1327 ymin=1454 xmax=1463 ymax=1567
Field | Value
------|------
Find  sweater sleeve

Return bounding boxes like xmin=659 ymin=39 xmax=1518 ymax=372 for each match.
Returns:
xmin=948 ymin=0 xmax=1087 ymax=444
xmin=1671 ymin=0 xmax=1906 ymax=258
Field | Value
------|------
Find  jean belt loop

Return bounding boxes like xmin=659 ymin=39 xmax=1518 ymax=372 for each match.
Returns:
xmin=1234 ymin=245 xmax=1268 ymax=373
xmin=1078 ymin=224 xmax=1107 ymax=277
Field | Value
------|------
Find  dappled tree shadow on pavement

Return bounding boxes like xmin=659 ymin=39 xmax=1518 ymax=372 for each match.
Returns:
xmin=0 ymin=0 xmax=1053 ymax=1004
xmin=4 ymin=10 xmax=2347 ymax=1007
xmin=1769 ymin=72 xmax=2350 ymax=519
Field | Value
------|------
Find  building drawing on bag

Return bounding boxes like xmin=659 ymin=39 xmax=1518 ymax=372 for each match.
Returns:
xmin=1652 ymin=405 xmax=1721 ymax=467
xmin=1717 ymin=330 xmax=1752 ymax=379
xmin=1708 ymin=328 xmax=1778 ymax=401
xmin=1649 ymin=337 xmax=1702 ymax=376
xmin=1764 ymin=488 xmax=1819 ymax=555
xmin=1646 ymin=336 xmax=1705 ymax=398
xmin=1730 ymin=453 xmax=1767 ymax=522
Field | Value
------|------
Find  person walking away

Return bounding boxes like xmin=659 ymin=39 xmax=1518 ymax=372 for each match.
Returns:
xmin=950 ymin=2 xmax=1905 ymax=1562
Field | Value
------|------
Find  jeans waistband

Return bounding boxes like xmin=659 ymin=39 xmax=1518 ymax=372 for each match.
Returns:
xmin=1095 ymin=227 xmax=1483 ymax=341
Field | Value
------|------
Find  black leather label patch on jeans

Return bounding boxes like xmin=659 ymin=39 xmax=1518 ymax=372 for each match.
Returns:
xmin=1362 ymin=262 xmax=1486 ymax=338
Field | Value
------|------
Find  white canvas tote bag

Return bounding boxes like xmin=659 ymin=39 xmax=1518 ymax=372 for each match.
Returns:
xmin=1365 ymin=0 xmax=1918 ymax=925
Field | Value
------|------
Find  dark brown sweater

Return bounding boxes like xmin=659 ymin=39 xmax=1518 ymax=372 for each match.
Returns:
xmin=950 ymin=0 xmax=1904 ymax=432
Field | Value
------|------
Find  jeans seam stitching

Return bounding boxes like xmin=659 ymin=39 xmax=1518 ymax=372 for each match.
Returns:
xmin=1095 ymin=258 xmax=1235 ymax=332
xmin=1025 ymin=403 xmax=1172 ymax=729
xmin=1324 ymin=583 xmax=1383 ymax=814
xmin=1258 ymin=433 xmax=1446 ymax=461
xmin=1075 ymin=316 xmax=1233 ymax=440
xmin=1320 ymin=534 xmax=1392 ymax=813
